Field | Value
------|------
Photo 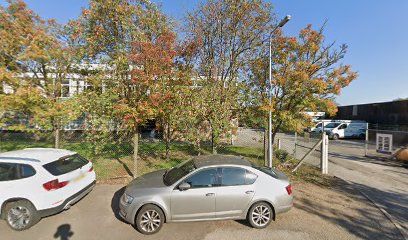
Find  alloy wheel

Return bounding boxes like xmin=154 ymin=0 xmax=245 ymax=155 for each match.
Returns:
xmin=140 ymin=210 xmax=161 ymax=233
xmin=251 ymin=205 xmax=271 ymax=227
xmin=7 ymin=206 xmax=31 ymax=230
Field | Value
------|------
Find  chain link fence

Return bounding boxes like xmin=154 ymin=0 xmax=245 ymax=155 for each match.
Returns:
xmin=365 ymin=128 xmax=408 ymax=159
xmin=0 ymin=128 xmax=267 ymax=182
xmin=233 ymin=128 xmax=325 ymax=168
xmin=0 ymin=127 xmax=337 ymax=181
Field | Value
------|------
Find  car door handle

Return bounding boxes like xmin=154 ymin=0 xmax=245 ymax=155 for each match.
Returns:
xmin=245 ymin=190 xmax=254 ymax=194
xmin=205 ymin=193 xmax=215 ymax=197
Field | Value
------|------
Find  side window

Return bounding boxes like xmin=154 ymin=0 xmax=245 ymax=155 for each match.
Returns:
xmin=20 ymin=164 xmax=36 ymax=178
xmin=221 ymin=167 xmax=247 ymax=186
xmin=339 ymin=124 xmax=347 ymax=130
xmin=0 ymin=163 xmax=36 ymax=181
xmin=184 ymin=168 xmax=218 ymax=188
xmin=0 ymin=163 xmax=19 ymax=181
xmin=246 ymin=170 xmax=258 ymax=184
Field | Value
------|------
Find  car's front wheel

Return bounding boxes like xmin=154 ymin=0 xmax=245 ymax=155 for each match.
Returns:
xmin=5 ymin=200 xmax=40 ymax=231
xmin=247 ymin=202 xmax=273 ymax=229
xmin=135 ymin=204 xmax=164 ymax=235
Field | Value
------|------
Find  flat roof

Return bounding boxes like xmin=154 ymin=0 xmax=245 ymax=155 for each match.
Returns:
xmin=193 ymin=155 xmax=251 ymax=168
xmin=339 ymin=99 xmax=408 ymax=107
xmin=0 ymin=148 xmax=76 ymax=164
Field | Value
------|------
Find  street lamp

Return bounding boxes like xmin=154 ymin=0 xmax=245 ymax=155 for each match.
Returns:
xmin=268 ymin=15 xmax=291 ymax=168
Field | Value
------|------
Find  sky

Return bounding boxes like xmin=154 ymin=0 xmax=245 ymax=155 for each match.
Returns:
xmin=1 ymin=0 xmax=408 ymax=106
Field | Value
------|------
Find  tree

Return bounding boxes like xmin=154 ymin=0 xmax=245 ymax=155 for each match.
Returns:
xmin=161 ymin=85 xmax=208 ymax=156
xmin=245 ymin=24 xmax=358 ymax=141
xmin=186 ymin=0 xmax=275 ymax=153
xmin=154 ymin=38 xmax=201 ymax=159
xmin=0 ymin=0 xmax=80 ymax=147
xmin=73 ymin=0 xmax=174 ymax=176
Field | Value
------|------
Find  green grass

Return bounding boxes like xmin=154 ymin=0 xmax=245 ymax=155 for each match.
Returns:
xmin=0 ymin=137 xmax=332 ymax=186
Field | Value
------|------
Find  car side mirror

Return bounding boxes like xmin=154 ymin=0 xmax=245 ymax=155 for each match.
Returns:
xmin=179 ymin=182 xmax=191 ymax=191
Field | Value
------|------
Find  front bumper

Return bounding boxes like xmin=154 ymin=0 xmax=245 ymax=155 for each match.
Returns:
xmin=38 ymin=181 xmax=96 ymax=217
xmin=118 ymin=193 xmax=133 ymax=223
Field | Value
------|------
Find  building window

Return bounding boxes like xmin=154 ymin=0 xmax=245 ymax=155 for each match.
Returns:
xmin=61 ymin=80 xmax=70 ymax=98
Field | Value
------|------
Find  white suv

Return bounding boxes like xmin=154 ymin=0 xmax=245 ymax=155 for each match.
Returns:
xmin=0 ymin=148 xmax=96 ymax=231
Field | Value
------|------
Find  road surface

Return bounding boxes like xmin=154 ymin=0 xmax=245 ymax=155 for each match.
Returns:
xmin=278 ymin=133 xmax=408 ymax=239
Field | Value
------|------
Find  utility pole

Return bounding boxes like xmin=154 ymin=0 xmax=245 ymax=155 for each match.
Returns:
xmin=267 ymin=15 xmax=291 ymax=168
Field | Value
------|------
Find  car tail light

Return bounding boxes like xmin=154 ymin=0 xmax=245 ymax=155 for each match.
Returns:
xmin=285 ymin=184 xmax=293 ymax=195
xmin=88 ymin=166 xmax=94 ymax=172
xmin=43 ymin=179 xmax=69 ymax=191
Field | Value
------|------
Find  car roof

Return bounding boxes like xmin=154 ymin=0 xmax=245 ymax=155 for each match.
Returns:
xmin=193 ymin=155 xmax=251 ymax=168
xmin=0 ymin=148 xmax=76 ymax=165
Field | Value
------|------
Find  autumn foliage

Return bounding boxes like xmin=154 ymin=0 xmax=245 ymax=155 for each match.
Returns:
xmin=245 ymin=24 xmax=357 ymax=139
xmin=1 ymin=0 xmax=358 ymax=173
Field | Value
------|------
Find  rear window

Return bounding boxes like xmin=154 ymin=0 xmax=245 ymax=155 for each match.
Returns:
xmin=252 ymin=166 xmax=288 ymax=180
xmin=43 ymin=154 xmax=88 ymax=176
xmin=253 ymin=166 xmax=278 ymax=178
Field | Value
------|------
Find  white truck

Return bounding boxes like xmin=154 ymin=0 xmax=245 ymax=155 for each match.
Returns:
xmin=311 ymin=120 xmax=368 ymax=140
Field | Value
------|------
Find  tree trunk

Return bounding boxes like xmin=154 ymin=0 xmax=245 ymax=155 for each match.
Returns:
xmin=132 ymin=129 xmax=139 ymax=178
xmin=272 ymin=131 xmax=277 ymax=145
xmin=54 ymin=128 xmax=60 ymax=149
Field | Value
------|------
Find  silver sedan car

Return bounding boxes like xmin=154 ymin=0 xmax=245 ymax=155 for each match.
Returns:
xmin=119 ymin=155 xmax=293 ymax=234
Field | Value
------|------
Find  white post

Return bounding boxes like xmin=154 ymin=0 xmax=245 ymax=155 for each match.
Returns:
xmin=321 ymin=132 xmax=329 ymax=174
xmin=277 ymin=138 xmax=281 ymax=150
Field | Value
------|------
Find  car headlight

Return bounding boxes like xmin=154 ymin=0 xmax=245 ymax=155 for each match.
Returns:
xmin=123 ymin=193 xmax=134 ymax=204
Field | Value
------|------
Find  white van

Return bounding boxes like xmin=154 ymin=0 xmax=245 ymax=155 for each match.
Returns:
xmin=310 ymin=120 xmax=340 ymax=133
xmin=323 ymin=121 xmax=367 ymax=140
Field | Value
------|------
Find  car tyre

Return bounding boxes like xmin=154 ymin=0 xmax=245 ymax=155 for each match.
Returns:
xmin=135 ymin=204 xmax=164 ymax=235
xmin=5 ymin=200 xmax=40 ymax=231
xmin=247 ymin=202 xmax=274 ymax=229
xmin=332 ymin=134 xmax=339 ymax=140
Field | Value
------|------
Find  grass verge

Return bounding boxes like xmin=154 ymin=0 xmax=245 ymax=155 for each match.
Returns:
xmin=0 ymin=138 xmax=333 ymax=186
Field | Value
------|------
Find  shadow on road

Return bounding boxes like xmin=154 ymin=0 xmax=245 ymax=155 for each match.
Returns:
xmin=328 ymin=151 xmax=407 ymax=168
xmin=295 ymin=177 xmax=406 ymax=240
xmin=111 ymin=186 xmax=127 ymax=223
xmin=54 ymin=224 xmax=74 ymax=240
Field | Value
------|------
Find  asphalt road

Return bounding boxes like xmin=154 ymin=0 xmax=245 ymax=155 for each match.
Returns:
xmin=1 ymin=181 xmax=401 ymax=240
xmin=278 ymin=133 xmax=408 ymax=239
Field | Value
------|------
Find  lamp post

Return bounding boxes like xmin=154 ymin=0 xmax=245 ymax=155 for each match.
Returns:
xmin=268 ymin=15 xmax=291 ymax=168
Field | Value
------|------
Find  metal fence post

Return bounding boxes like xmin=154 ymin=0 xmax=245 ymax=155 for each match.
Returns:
xmin=277 ymin=138 xmax=281 ymax=150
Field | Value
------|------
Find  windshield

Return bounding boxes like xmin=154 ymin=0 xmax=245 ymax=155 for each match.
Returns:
xmin=325 ymin=123 xmax=341 ymax=128
xmin=163 ymin=160 xmax=196 ymax=186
